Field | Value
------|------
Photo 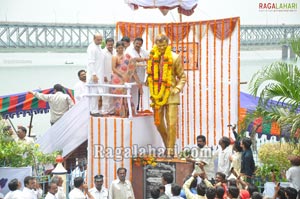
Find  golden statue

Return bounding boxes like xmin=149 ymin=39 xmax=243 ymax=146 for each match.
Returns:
xmin=147 ymin=34 xmax=186 ymax=156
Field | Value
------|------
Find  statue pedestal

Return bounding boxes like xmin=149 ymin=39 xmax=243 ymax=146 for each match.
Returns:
xmin=132 ymin=158 xmax=193 ymax=199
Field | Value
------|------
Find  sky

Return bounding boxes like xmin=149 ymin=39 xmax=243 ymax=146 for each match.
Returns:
xmin=0 ymin=0 xmax=299 ymax=25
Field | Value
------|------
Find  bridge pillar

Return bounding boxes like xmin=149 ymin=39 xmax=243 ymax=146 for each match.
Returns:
xmin=290 ymin=46 xmax=296 ymax=60
xmin=282 ymin=44 xmax=288 ymax=60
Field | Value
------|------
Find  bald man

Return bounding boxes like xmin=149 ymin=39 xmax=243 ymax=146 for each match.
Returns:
xmin=87 ymin=34 xmax=105 ymax=116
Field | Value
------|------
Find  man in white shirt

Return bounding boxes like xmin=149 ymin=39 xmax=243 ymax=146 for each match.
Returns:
xmin=89 ymin=175 xmax=108 ymax=199
xmin=51 ymin=176 xmax=66 ymax=199
xmin=186 ymin=135 xmax=214 ymax=181
xmin=125 ymin=37 xmax=149 ymax=111
xmin=161 ymin=172 xmax=174 ymax=198
xmin=102 ymin=38 xmax=115 ymax=114
xmin=74 ymin=69 xmax=87 ymax=103
xmin=70 ymin=163 xmax=86 ymax=189
xmin=216 ymin=136 xmax=233 ymax=178
xmin=4 ymin=178 xmax=23 ymax=199
xmin=286 ymin=156 xmax=300 ymax=191
xmin=16 ymin=126 xmax=34 ymax=144
xmin=69 ymin=177 xmax=94 ymax=199
xmin=32 ymin=178 xmax=43 ymax=199
xmin=109 ymin=167 xmax=135 ymax=199
xmin=87 ymin=33 xmax=105 ymax=117
xmin=29 ymin=84 xmax=74 ymax=125
xmin=45 ymin=182 xmax=58 ymax=199
xmin=22 ymin=176 xmax=37 ymax=199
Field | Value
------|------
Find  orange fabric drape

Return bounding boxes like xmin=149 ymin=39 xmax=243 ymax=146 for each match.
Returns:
xmin=210 ymin=18 xmax=238 ymax=40
xmin=119 ymin=23 xmax=146 ymax=41
xmin=164 ymin=24 xmax=190 ymax=42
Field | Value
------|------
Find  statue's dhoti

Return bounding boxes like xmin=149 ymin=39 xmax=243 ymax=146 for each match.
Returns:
xmin=155 ymin=104 xmax=178 ymax=156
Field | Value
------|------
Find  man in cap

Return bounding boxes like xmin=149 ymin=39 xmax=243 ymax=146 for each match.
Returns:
xmin=89 ymin=175 xmax=108 ymax=199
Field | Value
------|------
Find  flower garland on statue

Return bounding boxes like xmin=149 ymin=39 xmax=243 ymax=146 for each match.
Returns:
xmin=147 ymin=44 xmax=172 ymax=125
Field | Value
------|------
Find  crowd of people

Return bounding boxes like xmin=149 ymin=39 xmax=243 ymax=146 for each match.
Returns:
xmin=2 ymin=124 xmax=35 ymax=144
xmin=1 ymin=129 xmax=300 ymax=199
xmin=2 ymin=34 xmax=300 ymax=199
xmin=1 ymin=167 xmax=133 ymax=199
xmin=148 ymin=134 xmax=299 ymax=199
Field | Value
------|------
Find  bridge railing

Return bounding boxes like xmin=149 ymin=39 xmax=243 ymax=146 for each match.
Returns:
xmin=0 ymin=22 xmax=115 ymax=48
xmin=240 ymin=25 xmax=300 ymax=46
xmin=0 ymin=22 xmax=300 ymax=48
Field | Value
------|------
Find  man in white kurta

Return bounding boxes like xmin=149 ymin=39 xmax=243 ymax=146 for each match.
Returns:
xmin=125 ymin=37 xmax=149 ymax=111
xmin=87 ymin=33 xmax=105 ymax=116
xmin=216 ymin=136 xmax=233 ymax=178
xmin=102 ymin=38 xmax=115 ymax=114
xmin=109 ymin=168 xmax=135 ymax=199
xmin=74 ymin=69 xmax=87 ymax=103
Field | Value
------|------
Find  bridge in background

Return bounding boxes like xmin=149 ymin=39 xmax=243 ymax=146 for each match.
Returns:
xmin=0 ymin=22 xmax=299 ymax=48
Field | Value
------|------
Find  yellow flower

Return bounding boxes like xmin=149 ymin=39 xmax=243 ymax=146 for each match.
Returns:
xmin=132 ymin=154 xmax=157 ymax=167
xmin=147 ymin=45 xmax=173 ymax=125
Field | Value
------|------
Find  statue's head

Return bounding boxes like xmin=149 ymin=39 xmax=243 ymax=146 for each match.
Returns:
xmin=155 ymin=34 xmax=169 ymax=54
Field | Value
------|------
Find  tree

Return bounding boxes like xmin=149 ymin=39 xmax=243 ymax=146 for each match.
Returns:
xmin=247 ymin=38 xmax=300 ymax=144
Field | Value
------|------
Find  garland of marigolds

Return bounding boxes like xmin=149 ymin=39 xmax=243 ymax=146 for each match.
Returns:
xmin=147 ymin=45 xmax=172 ymax=125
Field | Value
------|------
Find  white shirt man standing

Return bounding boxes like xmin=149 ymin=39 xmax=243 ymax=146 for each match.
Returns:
xmin=89 ymin=175 xmax=108 ymax=199
xmin=109 ymin=167 xmax=135 ymax=199
xmin=87 ymin=33 xmax=105 ymax=116
xmin=69 ymin=177 xmax=94 ymax=199
xmin=216 ymin=136 xmax=233 ymax=178
xmin=22 ymin=176 xmax=37 ymax=199
xmin=45 ymin=183 xmax=58 ymax=199
xmin=16 ymin=126 xmax=34 ymax=144
xmin=125 ymin=37 xmax=149 ymax=111
xmin=74 ymin=69 xmax=87 ymax=103
xmin=51 ymin=176 xmax=66 ymax=199
xmin=102 ymin=38 xmax=115 ymax=114
xmin=186 ymin=135 xmax=214 ymax=181
xmin=4 ymin=178 xmax=23 ymax=199
xmin=29 ymin=84 xmax=74 ymax=125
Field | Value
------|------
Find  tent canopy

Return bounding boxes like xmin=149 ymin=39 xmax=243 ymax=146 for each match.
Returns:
xmin=125 ymin=0 xmax=199 ymax=16
xmin=0 ymin=88 xmax=74 ymax=119
xmin=239 ymin=92 xmax=295 ymax=140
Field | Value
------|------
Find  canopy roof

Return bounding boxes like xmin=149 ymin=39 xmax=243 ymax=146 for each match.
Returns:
xmin=125 ymin=0 xmax=199 ymax=16
xmin=0 ymin=88 xmax=74 ymax=119
xmin=239 ymin=92 xmax=294 ymax=140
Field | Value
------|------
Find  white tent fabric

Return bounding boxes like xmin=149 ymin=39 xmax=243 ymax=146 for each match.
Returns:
xmin=125 ymin=0 xmax=198 ymax=10
xmin=36 ymin=98 xmax=89 ymax=157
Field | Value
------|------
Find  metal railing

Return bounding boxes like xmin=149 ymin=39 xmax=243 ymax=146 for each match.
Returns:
xmin=85 ymin=82 xmax=137 ymax=119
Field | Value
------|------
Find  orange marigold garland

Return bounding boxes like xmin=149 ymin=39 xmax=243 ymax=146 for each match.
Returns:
xmin=132 ymin=154 xmax=157 ymax=167
xmin=147 ymin=45 xmax=172 ymax=125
